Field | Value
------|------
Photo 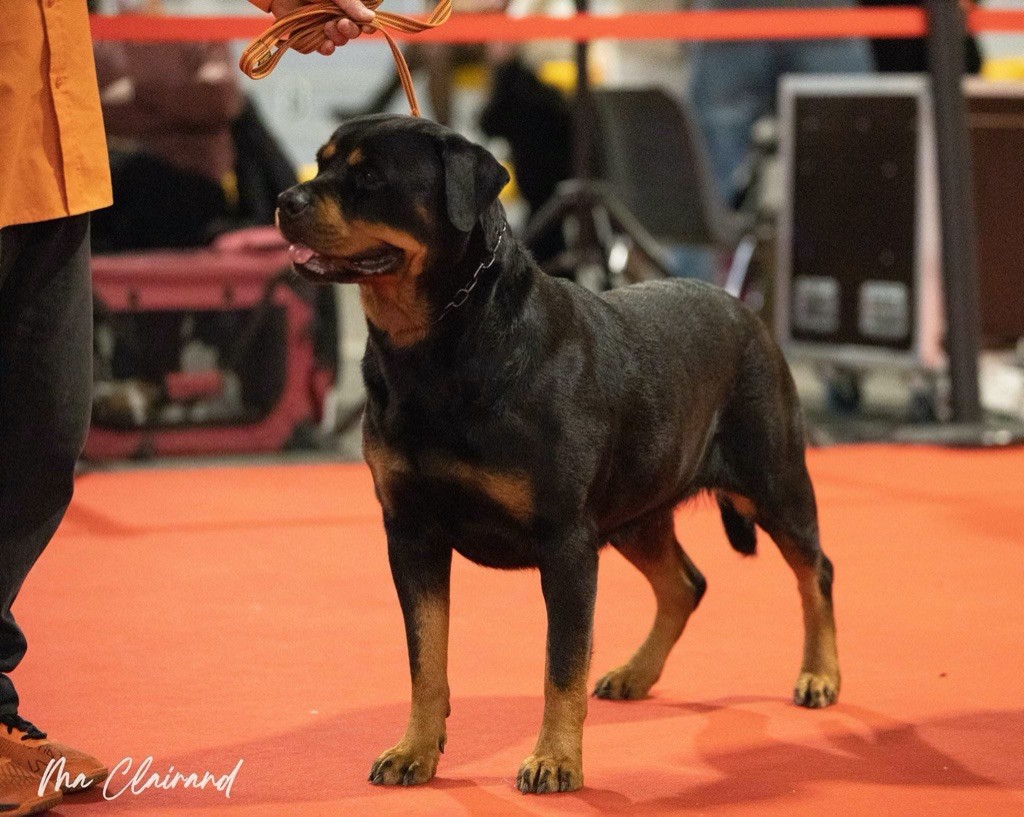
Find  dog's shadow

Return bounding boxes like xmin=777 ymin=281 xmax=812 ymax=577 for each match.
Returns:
xmin=69 ymin=694 xmax=1020 ymax=814
xmin=572 ymin=700 xmax=1021 ymax=814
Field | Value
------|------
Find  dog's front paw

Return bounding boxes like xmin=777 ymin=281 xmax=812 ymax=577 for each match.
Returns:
xmin=516 ymin=753 xmax=582 ymax=794
xmin=592 ymin=663 xmax=656 ymax=700
xmin=368 ymin=741 xmax=441 ymax=786
xmin=793 ymin=671 xmax=840 ymax=708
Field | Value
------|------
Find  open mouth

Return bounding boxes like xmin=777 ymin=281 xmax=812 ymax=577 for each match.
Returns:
xmin=288 ymin=243 xmax=405 ymax=281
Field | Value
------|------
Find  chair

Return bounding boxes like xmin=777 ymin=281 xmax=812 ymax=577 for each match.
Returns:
xmin=524 ymin=86 xmax=755 ymax=292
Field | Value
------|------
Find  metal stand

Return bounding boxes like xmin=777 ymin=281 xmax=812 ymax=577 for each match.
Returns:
xmin=521 ymin=0 xmax=674 ymax=286
xmin=894 ymin=1 xmax=1024 ymax=446
xmin=927 ymin=0 xmax=982 ymax=422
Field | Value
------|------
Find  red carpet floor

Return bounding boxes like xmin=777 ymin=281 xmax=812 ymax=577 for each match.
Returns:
xmin=12 ymin=446 xmax=1024 ymax=816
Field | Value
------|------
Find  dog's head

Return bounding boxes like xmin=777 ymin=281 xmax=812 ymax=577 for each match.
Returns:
xmin=277 ymin=115 xmax=509 ymax=291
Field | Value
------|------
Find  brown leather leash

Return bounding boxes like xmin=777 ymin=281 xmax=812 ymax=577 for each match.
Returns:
xmin=239 ymin=0 xmax=452 ymax=117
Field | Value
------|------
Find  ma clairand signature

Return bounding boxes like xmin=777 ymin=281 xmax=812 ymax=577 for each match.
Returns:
xmin=39 ymin=756 xmax=243 ymax=800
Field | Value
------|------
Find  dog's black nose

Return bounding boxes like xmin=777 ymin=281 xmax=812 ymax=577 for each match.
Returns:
xmin=278 ymin=187 xmax=313 ymax=219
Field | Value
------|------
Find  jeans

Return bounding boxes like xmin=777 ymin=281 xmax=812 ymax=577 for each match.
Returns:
xmin=689 ymin=35 xmax=874 ymax=202
xmin=666 ymin=245 xmax=718 ymax=282
xmin=0 ymin=215 xmax=93 ymax=715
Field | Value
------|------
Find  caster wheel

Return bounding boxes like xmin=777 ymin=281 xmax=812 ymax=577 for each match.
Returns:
xmin=825 ymin=370 xmax=862 ymax=415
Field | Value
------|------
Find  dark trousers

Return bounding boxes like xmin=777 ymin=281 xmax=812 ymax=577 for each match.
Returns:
xmin=0 ymin=215 xmax=92 ymax=715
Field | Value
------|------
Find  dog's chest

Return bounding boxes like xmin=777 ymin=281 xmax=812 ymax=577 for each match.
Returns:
xmin=364 ymin=435 xmax=540 ymax=567
xmin=365 ymin=438 xmax=531 ymax=520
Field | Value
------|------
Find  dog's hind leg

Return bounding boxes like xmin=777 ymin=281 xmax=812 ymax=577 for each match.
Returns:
xmin=757 ymin=468 xmax=840 ymax=709
xmin=718 ymin=331 xmax=840 ymax=708
xmin=722 ymin=415 xmax=839 ymax=707
xmin=593 ymin=510 xmax=706 ymax=701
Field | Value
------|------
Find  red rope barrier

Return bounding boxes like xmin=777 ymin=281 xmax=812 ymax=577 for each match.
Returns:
xmin=972 ymin=7 xmax=1024 ymax=34
xmin=89 ymin=8 xmax=1024 ymax=44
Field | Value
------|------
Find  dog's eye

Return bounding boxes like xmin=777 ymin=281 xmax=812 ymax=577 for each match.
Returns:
xmin=353 ymin=166 xmax=383 ymax=190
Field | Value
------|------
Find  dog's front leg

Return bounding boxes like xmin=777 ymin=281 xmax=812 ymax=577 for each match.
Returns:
xmin=517 ymin=533 xmax=598 ymax=794
xmin=369 ymin=536 xmax=452 ymax=786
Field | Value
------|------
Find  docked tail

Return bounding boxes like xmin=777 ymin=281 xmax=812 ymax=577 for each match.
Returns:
xmin=718 ymin=496 xmax=757 ymax=555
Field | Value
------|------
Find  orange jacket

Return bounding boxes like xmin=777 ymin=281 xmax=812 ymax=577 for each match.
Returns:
xmin=0 ymin=1 xmax=113 ymax=229
xmin=0 ymin=1 xmax=285 ymax=229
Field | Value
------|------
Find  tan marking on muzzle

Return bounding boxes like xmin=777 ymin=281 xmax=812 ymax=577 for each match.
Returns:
xmin=351 ymin=222 xmax=431 ymax=348
xmin=307 ymin=198 xmax=352 ymax=254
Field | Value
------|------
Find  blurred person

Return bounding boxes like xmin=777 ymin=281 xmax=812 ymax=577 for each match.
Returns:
xmin=688 ymin=0 xmax=874 ymax=205
xmin=603 ymin=0 xmax=688 ymax=95
xmin=687 ymin=0 xmax=873 ymax=398
xmin=92 ymin=0 xmax=379 ymax=251
xmin=480 ymin=55 xmax=573 ymax=265
xmin=474 ymin=2 xmax=571 ymax=265
xmin=91 ymin=0 xmax=245 ymax=250
xmin=0 ymin=1 xmax=112 ymax=813
xmin=0 ymin=0 xmax=369 ymax=813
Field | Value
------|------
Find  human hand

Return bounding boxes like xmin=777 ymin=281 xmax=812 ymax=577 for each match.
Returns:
xmin=269 ymin=0 xmax=376 ymax=56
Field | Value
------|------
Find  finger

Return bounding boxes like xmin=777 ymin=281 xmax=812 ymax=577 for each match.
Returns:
xmin=337 ymin=18 xmax=361 ymax=40
xmin=324 ymin=21 xmax=346 ymax=45
xmin=335 ymin=0 xmax=375 ymax=24
xmin=360 ymin=24 xmax=375 ymax=34
xmin=319 ymin=40 xmax=336 ymax=56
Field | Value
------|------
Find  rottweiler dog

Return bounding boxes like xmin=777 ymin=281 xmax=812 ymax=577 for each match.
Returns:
xmin=276 ymin=114 xmax=840 ymax=795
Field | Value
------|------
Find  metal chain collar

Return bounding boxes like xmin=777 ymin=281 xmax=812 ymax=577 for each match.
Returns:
xmin=432 ymin=222 xmax=507 ymax=325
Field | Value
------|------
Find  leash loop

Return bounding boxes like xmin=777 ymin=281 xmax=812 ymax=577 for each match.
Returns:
xmin=239 ymin=0 xmax=452 ymax=117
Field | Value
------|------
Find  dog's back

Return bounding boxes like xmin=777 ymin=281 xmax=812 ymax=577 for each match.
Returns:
xmin=530 ymin=274 xmax=802 ymax=538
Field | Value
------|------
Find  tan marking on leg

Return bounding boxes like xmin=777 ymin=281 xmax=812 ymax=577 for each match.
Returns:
xmin=777 ymin=539 xmax=840 ymax=708
xmin=370 ymin=594 xmax=450 ymax=786
xmin=363 ymin=437 xmax=409 ymax=515
xmin=405 ymin=595 xmax=451 ymax=749
xmin=595 ymin=523 xmax=703 ymax=700
xmin=723 ymin=492 xmax=757 ymax=519
xmin=346 ymin=146 xmax=363 ymax=166
xmin=536 ymin=674 xmax=587 ymax=756
xmin=518 ymin=670 xmax=587 ymax=793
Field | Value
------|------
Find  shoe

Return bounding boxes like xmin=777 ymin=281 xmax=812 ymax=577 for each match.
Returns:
xmin=0 ymin=715 xmax=107 ymax=796
xmin=0 ymin=757 xmax=62 ymax=816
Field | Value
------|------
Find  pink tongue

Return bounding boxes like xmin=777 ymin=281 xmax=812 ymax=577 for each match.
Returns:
xmin=289 ymin=244 xmax=316 ymax=264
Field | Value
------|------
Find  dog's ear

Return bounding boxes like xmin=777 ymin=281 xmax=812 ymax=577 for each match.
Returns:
xmin=441 ymin=136 xmax=510 ymax=233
